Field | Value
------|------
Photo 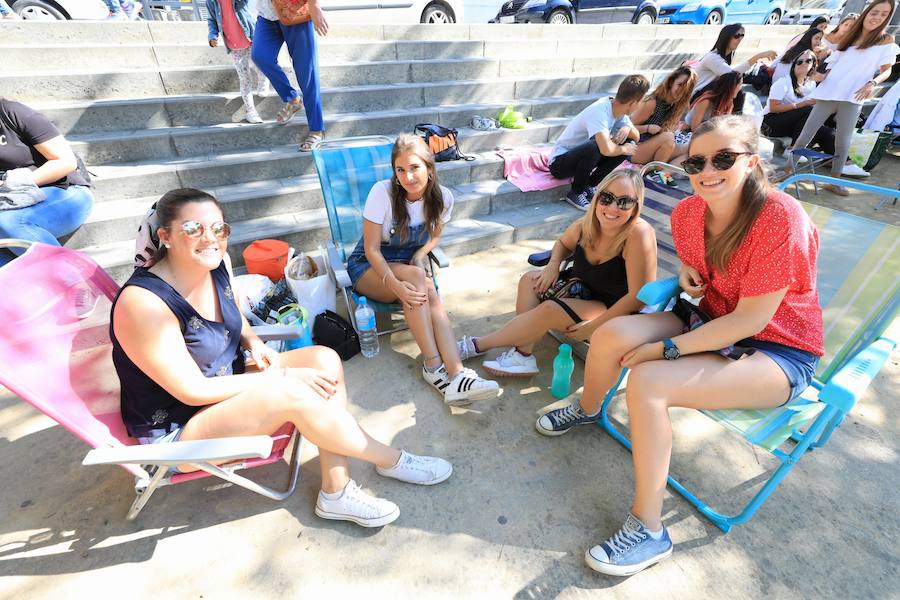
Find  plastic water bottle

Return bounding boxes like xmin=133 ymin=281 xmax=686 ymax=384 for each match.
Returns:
xmin=355 ymin=296 xmax=379 ymax=358
xmin=551 ymin=344 xmax=574 ymax=399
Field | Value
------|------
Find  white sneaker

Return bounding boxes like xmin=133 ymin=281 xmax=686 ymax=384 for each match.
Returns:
xmin=315 ymin=479 xmax=399 ymax=528
xmin=244 ymin=108 xmax=263 ymax=124
xmin=422 ymin=364 xmax=500 ymax=405
xmin=457 ymin=335 xmax=485 ymax=361
xmin=422 ymin=363 xmax=452 ymax=393
xmin=482 ymin=348 xmax=539 ymax=377
xmin=376 ymin=450 xmax=453 ymax=485
xmin=841 ymin=162 xmax=870 ymax=178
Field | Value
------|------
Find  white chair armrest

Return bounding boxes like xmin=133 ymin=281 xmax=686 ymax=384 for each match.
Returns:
xmin=251 ymin=324 xmax=302 ymax=341
xmin=82 ymin=435 xmax=274 ymax=467
xmin=324 ymin=240 xmax=351 ymax=288
xmin=428 ymin=247 xmax=450 ymax=268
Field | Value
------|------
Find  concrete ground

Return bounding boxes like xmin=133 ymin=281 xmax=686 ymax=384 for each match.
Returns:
xmin=1 ymin=227 xmax=898 ymax=598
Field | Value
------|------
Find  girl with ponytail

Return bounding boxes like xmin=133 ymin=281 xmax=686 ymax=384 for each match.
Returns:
xmin=534 ymin=115 xmax=824 ymax=578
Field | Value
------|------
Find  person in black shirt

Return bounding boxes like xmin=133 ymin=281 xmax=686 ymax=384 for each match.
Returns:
xmin=0 ymin=99 xmax=94 ymax=265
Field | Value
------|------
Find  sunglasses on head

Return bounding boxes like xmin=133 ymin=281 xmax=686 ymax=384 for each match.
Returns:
xmin=795 ymin=58 xmax=815 ymax=65
xmin=178 ymin=220 xmax=232 ymax=240
xmin=596 ymin=191 xmax=637 ymax=210
xmin=732 ymin=32 xmax=745 ymax=39
xmin=682 ymin=150 xmax=752 ymax=175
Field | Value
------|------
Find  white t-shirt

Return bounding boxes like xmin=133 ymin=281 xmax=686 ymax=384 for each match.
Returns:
xmin=255 ymin=0 xmax=278 ymax=21
xmin=764 ymin=78 xmax=816 ymax=116
xmin=550 ymin=97 xmax=633 ymax=161
xmin=814 ymin=41 xmax=900 ymax=105
xmin=362 ymin=180 xmax=454 ymax=243
xmin=694 ymin=51 xmax=752 ymax=92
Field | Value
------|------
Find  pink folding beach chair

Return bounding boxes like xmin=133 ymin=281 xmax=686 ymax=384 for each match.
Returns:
xmin=0 ymin=240 xmax=304 ymax=520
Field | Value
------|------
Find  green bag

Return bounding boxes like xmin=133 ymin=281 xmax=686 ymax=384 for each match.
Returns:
xmin=498 ymin=105 xmax=527 ymax=129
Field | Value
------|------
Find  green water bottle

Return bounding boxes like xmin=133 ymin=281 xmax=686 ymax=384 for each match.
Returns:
xmin=551 ymin=344 xmax=574 ymax=399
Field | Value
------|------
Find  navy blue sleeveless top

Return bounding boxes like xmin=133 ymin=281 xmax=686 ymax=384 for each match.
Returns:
xmin=571 ymin=242 xmax=629 ymax=308
xmin=110 ymin=261 xmax=245 ymax=437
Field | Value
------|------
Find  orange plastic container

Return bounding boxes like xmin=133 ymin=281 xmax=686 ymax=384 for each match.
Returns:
xmin=243 ymin=239 xmax=289 ymax=281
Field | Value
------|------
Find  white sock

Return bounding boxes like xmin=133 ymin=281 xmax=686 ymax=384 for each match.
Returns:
xmin=321 ymin=482 xmax=348 ymax=500
xmin=646 ymin=526 xmax=664 ymax=540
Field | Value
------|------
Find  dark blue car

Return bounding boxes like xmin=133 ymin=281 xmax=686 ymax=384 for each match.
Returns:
xmin=492 ymin=0 xmax=661 ymax=25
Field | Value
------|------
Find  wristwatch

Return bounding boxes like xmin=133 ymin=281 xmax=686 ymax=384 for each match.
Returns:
xmin=662 ymin=338 xmax=680 ymax=360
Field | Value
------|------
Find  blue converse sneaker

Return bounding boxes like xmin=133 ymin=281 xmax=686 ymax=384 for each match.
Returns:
xmin=585 ymin=513 xmax=673 ymax=576
xmin=564 ymin=190 xmax=591 ymax=211
xmin=535 ymin=399 xmax=597 ymax=436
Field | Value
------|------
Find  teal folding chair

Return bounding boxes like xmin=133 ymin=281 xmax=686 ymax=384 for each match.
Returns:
xmin=597 ymin=171 xmax=900 ymax=532
xmin=311 ymin=136 xmax=448 ymax=335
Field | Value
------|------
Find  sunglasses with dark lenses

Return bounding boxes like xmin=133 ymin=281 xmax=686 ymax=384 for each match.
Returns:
xmin=597 ymin=191 xmax=638 ymax=210
xmin=180 ymin=220 xmax=232 ymax=240
xmin=733 ymin=32 xmax=745 ymax=39
xmin=682 ymin=150 xmax=752 ymax=175
xmin=795 ymin=58 xmax=815 ymax=65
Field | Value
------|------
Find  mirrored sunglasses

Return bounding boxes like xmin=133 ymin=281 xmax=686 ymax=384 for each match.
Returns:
xmin=179 ymin=220 xmax=231 ymax=240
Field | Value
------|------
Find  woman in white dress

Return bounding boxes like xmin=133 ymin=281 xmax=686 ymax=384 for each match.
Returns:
xmin=789 ymin=0 xmax=898 ymax=195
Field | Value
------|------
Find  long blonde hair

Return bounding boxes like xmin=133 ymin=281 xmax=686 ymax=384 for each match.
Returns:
xmin=580 ymin=168 xmax=645 ymax=257
xmin=646 ymin=66 xmax=697 ymax=131
xmin=689 ymin=115 xmax=771 ymax=273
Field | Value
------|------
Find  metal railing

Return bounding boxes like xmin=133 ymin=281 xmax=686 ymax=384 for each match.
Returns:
xmin=778 ymin=174 xmax=900 ymax=210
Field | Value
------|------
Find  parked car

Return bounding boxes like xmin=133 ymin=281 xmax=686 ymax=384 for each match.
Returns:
xmin=491 ymin=0 xmax=661 ymax=25
xmin=9 ymin=0 xmax=108 ymax=19
xmin=780 ymin=0 xmax=844 ymax=25
xmin=320 ymin=0 xmax=464 ymax=23
xmin=656 ymin=0 xmax=785 ymax=25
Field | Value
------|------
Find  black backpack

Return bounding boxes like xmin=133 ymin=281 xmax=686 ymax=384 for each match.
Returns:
xmin=414 ymin=123 xmax=475 ymax=162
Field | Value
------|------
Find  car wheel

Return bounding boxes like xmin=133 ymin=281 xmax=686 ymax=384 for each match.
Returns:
xmin=14 ymin=0 xmax=67 ymax=20
xmin=547 ymin=8 xmax=572 ymax=24
xmin=635 ymin=8 xmax=655 ymax=24
xmin=421 ymin=2 xmax=455 ymax=24
xmin=704 ymin=10 xmax=722 ymax=25
xmin=764 ymin=9 xmax=781 ymax=25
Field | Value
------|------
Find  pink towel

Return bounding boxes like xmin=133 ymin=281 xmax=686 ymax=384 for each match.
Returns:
xmin=497 ymin=147 xmax=572 ymax=192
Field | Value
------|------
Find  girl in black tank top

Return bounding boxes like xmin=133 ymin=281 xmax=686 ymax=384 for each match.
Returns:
xmin=454 ymin=169 xmax=658 ymax=378
xmin=630 ymin=66 xmax=697 ymax=166
xmin=111 ymin=188 xmax=454 ymax=528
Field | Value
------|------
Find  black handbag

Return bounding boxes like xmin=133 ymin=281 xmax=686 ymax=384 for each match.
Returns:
xmin=313 ymin=310 xmax=361 ymax=360
xmin=413 ymin=123 xmax=475 ymax=162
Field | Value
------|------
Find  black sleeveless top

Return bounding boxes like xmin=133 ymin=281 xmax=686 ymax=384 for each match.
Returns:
xmin=646 ymin=98 xmax=673 ymax=128
xmin=570 ymin=242 xmax=629 ymax=308
xmin=110 ymin=261 xmax=245 ymax=437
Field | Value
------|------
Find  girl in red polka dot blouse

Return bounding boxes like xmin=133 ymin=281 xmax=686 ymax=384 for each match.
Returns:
xmin=536 ymin=114 xmax=824 ymax=577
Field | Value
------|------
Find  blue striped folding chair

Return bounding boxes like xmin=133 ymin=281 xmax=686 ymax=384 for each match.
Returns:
xmin=598 ymin=170 xmax=900 ymax=532
xmin=311 ymin=136 xmax=448 ymax=335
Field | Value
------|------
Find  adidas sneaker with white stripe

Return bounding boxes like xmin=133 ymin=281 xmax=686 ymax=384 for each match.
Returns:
xmin=422 ymin=365 xmax=500 ymax=406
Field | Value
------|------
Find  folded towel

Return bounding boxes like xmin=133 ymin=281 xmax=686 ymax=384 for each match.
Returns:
xmin=497 ymin=147 xmax=572 ymax=192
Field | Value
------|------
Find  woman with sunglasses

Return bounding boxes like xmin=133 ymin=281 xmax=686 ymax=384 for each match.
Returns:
xmin=629 ymin=67 xmax=697 ymax=165
xmin=692 ymin=24 xmax=777 ymax=113
xmin=789 ymin=0 xmax=898 ymax=194
xmin=536 ymin=115 xmax=823 ymax=577
xmin=763 ymin=51 xmax=836 ymax=156
xmin=771 ymin=27 xmax=826 ymax=83
xmin=456 ymin=169 xmax=656 ymax=378
xmin=111 ymin=188 xmax=453 ymax=528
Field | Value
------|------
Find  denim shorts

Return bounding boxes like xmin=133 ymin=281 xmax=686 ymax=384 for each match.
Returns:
xmin=737 ymin=338 xmax=820 ymax=404
xmin=347 ymin=243 xmax=420 ymax=286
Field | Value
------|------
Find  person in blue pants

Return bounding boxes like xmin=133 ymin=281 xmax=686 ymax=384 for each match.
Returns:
xmin=1 ymin=0 xmax=20 ymax=19
xmin=0 ymin=99 xmax=94 ymax=266
xmin=252 ymin=0 xmax=328 ymax=152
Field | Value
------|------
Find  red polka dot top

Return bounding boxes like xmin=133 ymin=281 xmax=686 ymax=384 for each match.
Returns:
xmin=671 ymin=189 xmax=824 ymax=356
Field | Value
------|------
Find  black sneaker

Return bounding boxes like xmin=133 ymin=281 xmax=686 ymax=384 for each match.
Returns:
xmin=564 ymin=190 xmax=591 ymax=211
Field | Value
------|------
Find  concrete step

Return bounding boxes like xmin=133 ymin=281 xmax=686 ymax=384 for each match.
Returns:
xmin=39 ymin=72 xmax=643 ymax=136
xmin=85 ymin=115 xmax=570 ymax=201
xmin=0 ymin=20 xmax=804 ymax=47
xmin=3 ymin=47 xmax=774 ymax=103
xmin=67 ymin=92 xmax=607 ymax=165
xmin=79 ymin=175 xmax=572 ymax=282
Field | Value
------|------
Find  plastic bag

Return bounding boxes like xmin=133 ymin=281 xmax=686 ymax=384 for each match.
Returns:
xmin=284 ymin=251 xmax=336 ymax=320
xmin=233 ymin=274 xmax=275 ymax=325
xmin=741 ymin=93 xmax=764 ymax=131
xmin=847 ymin=128 xmax=881 ymax=168
xmin=498 ymin=105 xmax=527 ymax=129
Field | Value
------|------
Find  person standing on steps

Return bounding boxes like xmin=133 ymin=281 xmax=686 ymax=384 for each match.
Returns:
xmin=251 ymin=0 xmax=327 ymax=152
xmin=549 ymin=75 xmax=649 ymax=212
xmin=788 ymin=0 xmax=898 ymax=196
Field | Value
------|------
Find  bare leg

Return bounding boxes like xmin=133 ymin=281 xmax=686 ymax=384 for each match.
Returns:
xmin=578 ymin=313 xmax=683 ymax=415
xmin=178 ymin=346 xmax=401 ymax=493
xmin=424 ymin=278 xmax=466 ymax=376
xmin=478 ymin=298 xmax=606 ymax=354
xmin=625 ymin=352 xmax=791 ymax=530
xmin=632 ymin=132 xmax=676 ymax=165
xmin=355 ymin=263 xmax=440 ymax=369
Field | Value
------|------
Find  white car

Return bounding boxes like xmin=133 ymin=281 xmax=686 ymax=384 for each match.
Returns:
xmin=9 ymin=0 xmax=109 ymax=20
xmin=320 ymin=0 xmax=464 ymax=23
xmin=781 ymin=0 xmax=845 ymax=25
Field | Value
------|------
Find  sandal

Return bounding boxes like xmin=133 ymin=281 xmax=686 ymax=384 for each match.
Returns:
xmin=822 ymin=183 xmax=850 ymax=197
xmin=299 ymin=131 xmax=324 ymax=153
xmin=276 ymin=99 xmax=303 ymax=125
